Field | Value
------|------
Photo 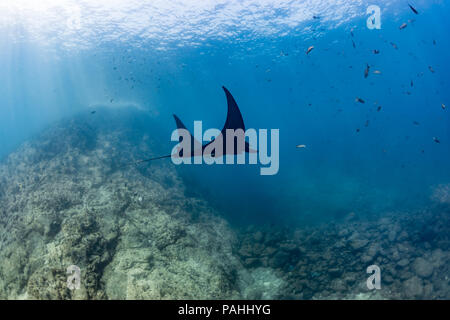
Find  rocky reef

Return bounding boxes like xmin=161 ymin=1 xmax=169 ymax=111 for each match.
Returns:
xmin=0 ymin=108 xmax=275 ymax=299
xmin=431 ymin=184 xmax=450 ymax=205
xmin=237 ymin=207 xmax=449 ymax=299
xmin=0 ymin=108 xmax=448 ymax=299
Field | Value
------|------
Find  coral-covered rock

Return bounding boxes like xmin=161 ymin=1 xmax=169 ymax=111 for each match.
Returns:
xmin=413 ymin=257 xmax=434 ymax=278
xmin=0 ymin=109 xmax=247 ymax=299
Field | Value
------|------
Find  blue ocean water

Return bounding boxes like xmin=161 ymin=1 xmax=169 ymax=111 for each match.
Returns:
xmin=0 ymin=0 xmax=449 ymax=228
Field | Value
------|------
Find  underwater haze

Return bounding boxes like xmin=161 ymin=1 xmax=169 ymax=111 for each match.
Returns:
xmin=0 ymin=0 xmax=449 ymax=299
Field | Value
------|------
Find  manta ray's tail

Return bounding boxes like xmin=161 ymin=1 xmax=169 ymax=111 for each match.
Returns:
xmin=116 ymin=154 xmax=171 ymax=169
xmin=118 ymin=114 xmax=192 ymax=168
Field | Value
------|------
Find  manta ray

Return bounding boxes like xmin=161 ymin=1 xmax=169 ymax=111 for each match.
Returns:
xmin=130 ymin=86 xmax=256 ymax=166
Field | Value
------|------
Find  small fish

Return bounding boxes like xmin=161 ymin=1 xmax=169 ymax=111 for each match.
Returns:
xmin=442 ymin=103 xmax=446 ymax=110
xmin=91 ymin=110 xmax=96 ymax=114
xmin=350 ymin=28 xmax=354 ymax=37
xmin=433 ymin=137 xmax=440 ymax=143
xmin=399 ymin=23 xmax=407 ymax=30
xmin=110 ymin=98 xmax=114 ymax=103
xmin=364 ymin=64 xmax=370 ymax=78
xmin=433 ymin=39 xmax=436 ymax=45
xmin=296 ymin=144 xmax=306 ymax=148
xmin=390 ymin=42 xmax=398 ymax=49
xmin=351 ymin=39 xmax=356 ymax=48
xmin=306 ymin=46 xmax=314 ymax=55
xmin=373 ymin=49 xmax=380 ymax=54
xmin=408 ymin=4 xmax=419 ymax=14
xmin=355 ymin=97 xmax=365 ymax=104
xmin=356 ymin=128 xmax=360 ymax=133
xmin=377 ymin=106 xmax=382 ymax=112
xmin=411 ymin=80 xmax=414 ymax=87
xmin=313 ymin=16 xmax=320 ymax=20
xmin=428 ymin=66 xmax=435 ymax=73
xmin=413 ymin=121 xmax=420 ymax=125
xmin=373 ymin=70 xmax=382 ymax=75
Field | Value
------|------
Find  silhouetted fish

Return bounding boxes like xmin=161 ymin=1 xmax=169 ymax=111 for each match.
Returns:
xmin=408 ymin=4 xmax=419 ymax=14
xmin=428 ymin=66 xmax=435 ymax=73
xmin=390 ymin=42 xmax=398 ymax=49
xmin=306 ymin=46 xmax=314 ymax=55
xmin=442 ymin=103 xmax=446 ymax=110
xmin=377 ymin=106 xmax=382 ymax=112
xmin=364 ymin=64 xmax=370 ymax=78
xmin=413 ymin=121 xmax=420 ymax=125
xmin=355 ymin=97 xmax=365 ymax=104
xmin=433 ymin=137 xmax=440 ymax=143
xmin=91 ymin=110 xmax=96 ymax=114
xmin=373 ymin=49 xmax=380 ymax=54
xmin=399 ymin=23 xmax=407 ymax=30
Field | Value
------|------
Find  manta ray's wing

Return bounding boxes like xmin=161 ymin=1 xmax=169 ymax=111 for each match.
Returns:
xmin=172 ymin=114 xmax=203 ymax=157
xmin=204 ymin=86 xmax=256 ymax=154
xmin=221 ymin=86 xmax=246 ymax=133
xmin=173 ymin=114 xmax=188 ymax=132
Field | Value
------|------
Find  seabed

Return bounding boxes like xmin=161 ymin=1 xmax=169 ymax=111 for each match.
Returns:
xmin=0 ymin=109 xmax=448 ymax=300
